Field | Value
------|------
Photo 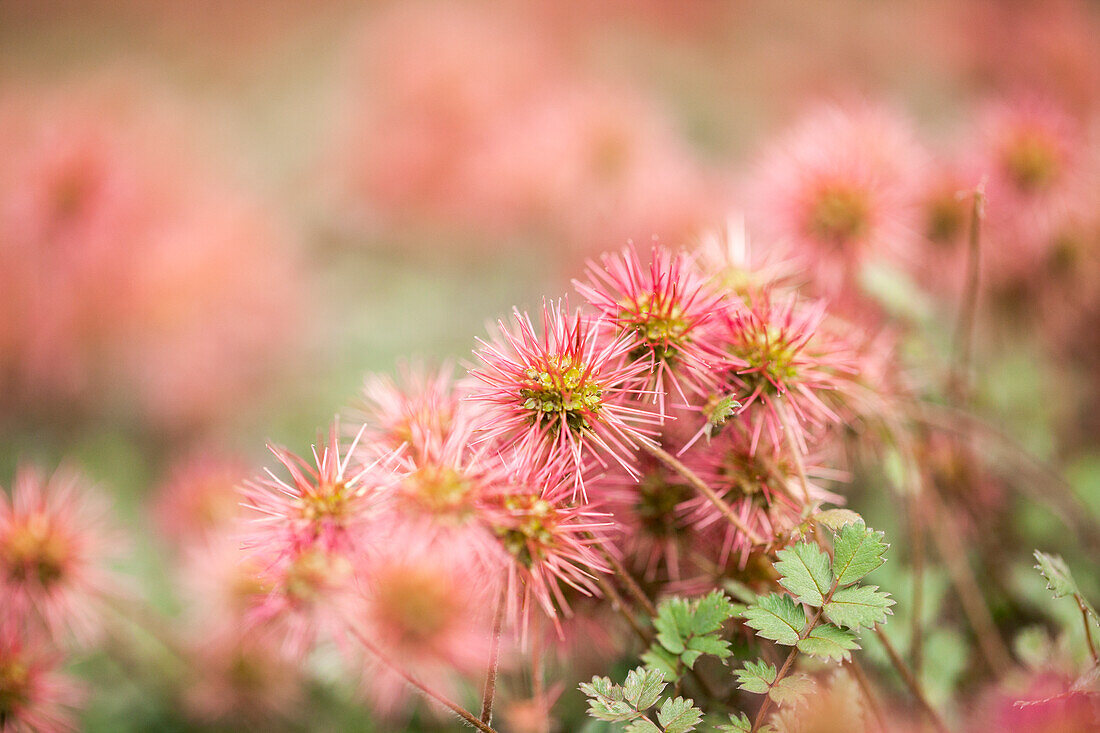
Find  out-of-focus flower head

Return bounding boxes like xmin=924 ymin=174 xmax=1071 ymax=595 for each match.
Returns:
xmin=0 ymin=80 xmax=301 ymax=431
xmin=181 ymin=622 xmax=303 ymax=728
xmin=478 ymin=462 xmax=613 ymax=635
xmin=0 ymin=466 xmax=119 ymax=645
xmin=241 ymin=421 xmax=396 ymax=555
xmin=971 ymin=96 xmax=1086 ymax=293
xmin=746 ymin=102 xmax=927 ymax=297
xmin=967 ymin=671 xmax=1099 ymax=733
xmin=574 ymin=243 xmax=727 ymax=416
xmin=469 ymin=301 xmax=660 ymax=496
xmin=697 ymin=215 xmax=801 ymax=302
xmin=248 ymin=543 xmax=357 ymax=660
xmin=348 ymin=362 xmax=465 ymax=462
xmin=706 ymin=293 xmax=859 ymax=454
xmin=0 ymin=619 xmax=83 ymax=733
xmin=353 ymin=527 xmax=497 ymax=717
xmin=152 ymin=453 xmax=250 ymax=548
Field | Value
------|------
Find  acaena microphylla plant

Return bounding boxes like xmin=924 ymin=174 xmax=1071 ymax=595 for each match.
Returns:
xmin=469 ymin=300 xmax=662 ymax=496
xmin=574 ymin=243 xmax=730 ymax=417
xmin=0 ymin=466 xmax=120 ymax=645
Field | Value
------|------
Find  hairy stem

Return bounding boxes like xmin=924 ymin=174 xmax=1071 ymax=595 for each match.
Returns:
xmin=346 ymin=622 xmax=497 ymax=733
xmin=751 ymin=607 xmax=824 ymax=732
xmin=907 ymin=492 xmax=926 ymax=675
xmin=480 ymin=585 xmax=507 ymax=725
xmin=873 ymin=626 xmax=949 ymax=733
xmin=595 ymin=574 xmax=651 ymax=643
xmin=640 ymin=441 xmax=766 ymax=546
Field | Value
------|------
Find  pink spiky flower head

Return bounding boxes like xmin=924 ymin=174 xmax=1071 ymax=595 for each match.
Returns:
xmin=0 ymin=620 xmax=83 ymax=733
xmin=748 ymin=102 xmax=926 ymax=295
xmin=680 ymin=427 xmax=844 ymax=568
xmin=469 ymin=301 xmax=660 ymax=495
xmin=0 ymin=466 xmax=119 ymax=644
xmin=697 ymin=215 xmax=801 ymax=301
xmin=353 ymin=526 xmax=497 ymax=717
xmin=574 ymin=243 xmax=728 ymax=415
xmin=478 ymin=461 xmax=612 ymax=635
xmin=241 ymin=420 xmax=395 ymax=554
xmin=704 ymin=293 xmax=858 ymax=455
xmin=152 ymin=453 xmax=250 ymax=548
xmin=349 ymin=362 xmax=464 ymax=461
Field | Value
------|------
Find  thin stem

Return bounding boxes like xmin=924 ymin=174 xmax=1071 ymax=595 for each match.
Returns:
xmin=950 ymin=183 xmax=984 ymax=403
xmin=873 ymin=626 xmax=949 ymax=733
xmin=596 ymin=574 xmax=651 ymax=643
xmin=597 ymin=543 xmax=657 ymax=617
xmin=775 ymin=399 xmax=812 ymax=504
xmin=346 ymin=622 xmax=497 ymax=733
xmin=481 ymin=585 xmax=508 ymax=725
xmin=640 ymin=441 xmax=766 ymax=546
xmin=845 ymin=658 xmax=887 ymax=733
xmin=1079 ymin=601 xmax=1099 ymax=664
xmin=924 ymin=486 xmax=1014 ymax=673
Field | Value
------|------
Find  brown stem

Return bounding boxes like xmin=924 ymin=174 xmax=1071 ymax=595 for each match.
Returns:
xmin=775 ymin=399 xmax=812 ymax=504
xmin=640 ymin=441 xmax=766 ymax=546
xmin=596 ymin=574 xmax=651 ymax=643
xmin=346 ymin=623 xmax=497 ymax=733
xmin=923 ymin=486 xmax=1014 ymax=673
xmin=1080 ymin=601 xmax=1099 ymax=664
xmin=598 ymin=544 xmax=657 ymax=617
xmin=845 ymin=658 xmax=887 ymax=733
xmin=950 ymin=184 xmax=984 ymax=403
xmin=481 ymin=585 xmax=507 ymax=724
xmin=873 ymin=626 xmax=949 ymax=733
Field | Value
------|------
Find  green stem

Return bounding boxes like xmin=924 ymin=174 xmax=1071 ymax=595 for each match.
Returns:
xmin=873 ymin=626 xmax=949 ymax=733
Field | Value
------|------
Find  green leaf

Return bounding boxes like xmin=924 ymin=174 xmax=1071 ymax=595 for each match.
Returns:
xmin=625 ymin=719 xmax=662 ymax=733
xmin=680 ymin=649 xmax=704 ymax=670
xmin=579 ymin=676 xmax=618 ymax=701
xmin=832 ymin=523 xmax=888 ymax=587
xmin=743 ymin=594 xmax=806 ymax=646
xmin=641 ymin=645 xmax=681 ymax=682
xmin=686 ymin=634 xmax=731 ymax=658
xmin=586 ymin=697 xmax=637 ymax=722
xmin=722 ymin=579 xmax=759 ymax=605
xmin=692 ymin=590 xmax=737 ymax=635
xmin=813 ymin=508 xmax=864 ymax=531
xmin=623 ymin=667 xmax=666 ymax=711
xmin=1033 ymin=550 xmax=1098 ymax=618
xmin=654 ymin=598 xmax=693 ymax=654
xmin=656 ymin=697 xmax=703 ymax=733
xmin=715 ymin=712 xmax=753 ymax=732
xmin=735 ymin=660 xmax=777 ymax=695
xmin=797 ymin=623 xmax=860 ymax=662
xmin=769 ymin=674 xmax=814 ymax=706
xmin=823 ymin=585 xmax=895 ymax=630
xmin=776 ymin=542 xmax=834 ymax=606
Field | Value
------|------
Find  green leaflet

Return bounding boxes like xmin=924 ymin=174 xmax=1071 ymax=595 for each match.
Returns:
xmin=832 ymin=523 xmax=889 ymax=587
xmin=742 ymin=593 xmax=806 ymax=646
xmin=824 ymin=584 xmax=895 ymax=630
xmin=797 ymin=623 xmax=860 ymax=662
xmin=656 ymin=697 xmax=703 ymax=733
xmin=775 ymin=542 xmax=833 ymax=607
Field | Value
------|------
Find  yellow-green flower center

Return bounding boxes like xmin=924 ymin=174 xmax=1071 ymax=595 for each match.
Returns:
xmin=1002 ymin=132 xmax=1060 ymax=193
xmin=728 ymin=326 xmax=799 ymax=395
xmin=806 ymin=184 xmax=870 ymax=245
xmin=520 ymin=357 xmax=603 ymax=434
xmin=495 ymin=495 xmax=555 ymax=569
xmin=0 ymin=658 xmax=30 ymax=722
xmin=1 ymin=514 xmax=69 ymax=587
xmin=622 ymin=296 xmax=690 ymax=363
